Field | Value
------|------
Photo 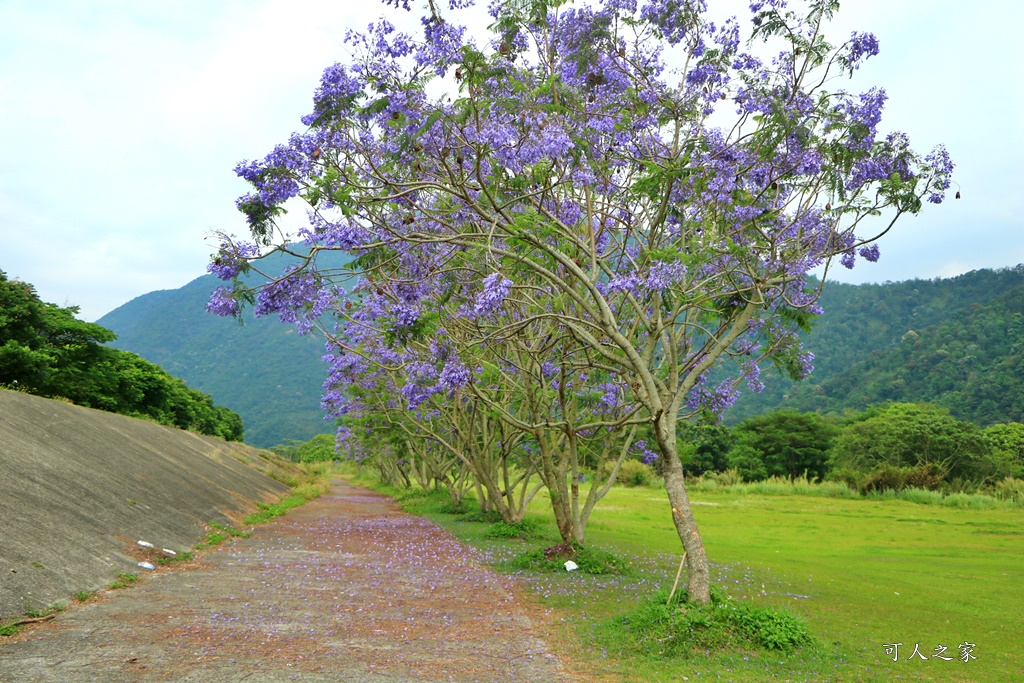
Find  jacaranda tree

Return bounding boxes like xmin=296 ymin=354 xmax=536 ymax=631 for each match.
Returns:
xmin=209 ymin=0 xmax=952 ymax=604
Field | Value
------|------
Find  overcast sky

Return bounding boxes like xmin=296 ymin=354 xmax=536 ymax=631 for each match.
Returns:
xmin=2 ymin=0 xmax=1021 ymax=322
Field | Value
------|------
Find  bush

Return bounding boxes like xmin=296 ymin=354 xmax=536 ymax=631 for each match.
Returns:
xmin=992 ymin=477 xmax=1024 ymax=501
xmin=296 ymin=434 xmax=338 ymax=463
xmin=483 ymin=518 xmax=541 ymax=540
xmin=826 ymin=466 xmax=864 ymax=491
xmin=506 ymin=542 xmax=631 ymax=575
xmin=457 ymin=509 xmax=504 ymax=524
xmin=904 ymin=463 xmax=946 ymax=490
xmin=707 ymin=468 xmax=743 ymax=486
xmin=604 ymin=459 xmax=657 ymax=487
xmin=607 ymin=586 xmax=813 ymax=657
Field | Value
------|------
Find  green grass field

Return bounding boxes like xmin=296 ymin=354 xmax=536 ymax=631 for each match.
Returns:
xmin=364 ymin=472 xmax=1024 ymax=683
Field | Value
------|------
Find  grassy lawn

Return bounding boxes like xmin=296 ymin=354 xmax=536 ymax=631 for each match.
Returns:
xmin=578 ymin=487 xmax=1023 ymax=682
xmin=360 ymin=470 xmax=1023 ymax=683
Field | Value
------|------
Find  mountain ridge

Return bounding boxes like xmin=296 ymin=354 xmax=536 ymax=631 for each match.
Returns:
xmin=99 ymin=263 xmax=1024 ymax=447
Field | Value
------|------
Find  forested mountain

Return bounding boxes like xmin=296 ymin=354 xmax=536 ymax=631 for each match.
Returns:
xmin=97 ymin=251 xmax=353 ymax=447
xmin=97 ymin=261 xmax=1024 ymax=447
xmin=726 ymin=265 xmax=1024 ymax=425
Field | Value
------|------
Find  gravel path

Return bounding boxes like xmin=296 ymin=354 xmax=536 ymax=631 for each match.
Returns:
xmin=0 ymin=481 xmax=576 ymax=682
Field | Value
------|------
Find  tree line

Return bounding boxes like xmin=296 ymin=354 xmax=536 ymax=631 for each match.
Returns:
xmin=679 ymin=404 xmax=1023 ymax=494
xmin=0 ymin=270 xmax=243 ymax=441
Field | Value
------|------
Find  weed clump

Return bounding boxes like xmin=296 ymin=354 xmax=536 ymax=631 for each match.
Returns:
xmin=393 ymin=488 xmax=469 ymax=515
xmin=108 ymin=573 xmax=139 ymax=590
xmin=483 ymin=518 xmax=541 ymax=540
xmin=507 ymin=542 xmax=631 ymax=575
xmin=605 ymin=586 xmax=813 ymax=657
xmin=457 ymin=509 xmax=503 ymax=524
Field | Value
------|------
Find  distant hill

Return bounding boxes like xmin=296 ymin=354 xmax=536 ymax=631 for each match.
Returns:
xmin=726 ymin=265 xmax=1024 ymax=425
xmin=98 ymin=251 xmax=353 ymax=447
xmin=100 ymin=258 xmax=1024 ymax=446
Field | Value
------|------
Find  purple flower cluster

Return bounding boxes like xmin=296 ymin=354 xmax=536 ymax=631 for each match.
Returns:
xmin=208 ymin=240 xmax=259 ymax=280
xmin=631 ymin=439 xmax=660 ymax=465
xmin=847 ymin=31 xmax=880 ymax=69
xmin=472 ymin=273 xmax=513 ymax=318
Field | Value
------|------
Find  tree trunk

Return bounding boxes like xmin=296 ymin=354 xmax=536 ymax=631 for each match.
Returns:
xmin=655 ymin=414 xmax=711 ymax=605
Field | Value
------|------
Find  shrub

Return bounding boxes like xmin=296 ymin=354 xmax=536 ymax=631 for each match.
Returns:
xmin=506 ymin=542 xmax=631 ymax=575
xmin=992 ymin=477 xmax=1024 ymax=501
xmin=861 ymin=464 xmax=910 ymax=493
xmin=605 ymin=459 xmax=657 ymax=487
xmin=707 ymin=468 xmax=743 ymax=486
xmin=483 ymin=518 xmax=541 ymax=540
xmin=458 ymin=509 xmax=504 ymax=524
xmin=904 ymin=463 xmax=946 ymax=490
xmin=607 ymin=586 xmax=813 ymax=657
xmin=826 ymin=466 xmax=864 ymax=491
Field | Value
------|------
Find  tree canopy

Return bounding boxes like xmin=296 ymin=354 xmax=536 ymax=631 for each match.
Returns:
xmin=0 ymin=270 xmax=243 ymax=441
xmin=209 ymin=0 xmax=952 ymax=604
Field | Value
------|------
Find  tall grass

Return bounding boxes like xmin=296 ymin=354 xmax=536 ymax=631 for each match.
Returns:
xmin=685 ymin=472 xmax=1024 ymax=508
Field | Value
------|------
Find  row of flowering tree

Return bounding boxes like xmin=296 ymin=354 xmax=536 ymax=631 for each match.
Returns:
xmin=209 ymin=0 xmax=952 ymax=604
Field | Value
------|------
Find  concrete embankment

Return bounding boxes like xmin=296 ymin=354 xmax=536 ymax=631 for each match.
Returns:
xmin=0 ymin=389 xmax=298 ymax=620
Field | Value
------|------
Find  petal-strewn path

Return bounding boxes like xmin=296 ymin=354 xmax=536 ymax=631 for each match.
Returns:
xmin=1 ymin=481 xmax=576 ymax=682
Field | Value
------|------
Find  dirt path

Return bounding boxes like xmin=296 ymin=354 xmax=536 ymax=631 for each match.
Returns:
xmin=1 ymin=481 xmax=577 ymax=682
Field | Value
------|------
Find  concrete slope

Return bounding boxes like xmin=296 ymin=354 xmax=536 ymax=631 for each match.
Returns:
xmin=0 ymin=389 xmax=298 ymax=620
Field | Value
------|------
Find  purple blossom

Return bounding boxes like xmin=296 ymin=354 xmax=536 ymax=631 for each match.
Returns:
xmin=743 ymin=359 xmax=764 ymax=393
xmin=631 ymin=439 xmax=660 ymax=465
xmin=847 ymin=32 xmax=880 ymax=69
xmin=687 ymin=378 xmax=741 ymax=421
xmin=924 ymin=145 xmax=955 ymax=204
xmin=254 ymin=267 xmax=336 ymax=334
xmin=208 ymin=240 xmax=259 ymax=280
xmin=206 ymin=287 xmax=239 ymax=317
xmin=472 ymin=273 xmax=513 ymax=317
xmin=858 ymin=244 xmax=880 ymax=263
xmin=597 ymin=382 xmax=621 ymax=409
xmin=438 ymin=358 xmax=471 ymax=392
xmin=301 ymin=63 xmax=364 ymax=126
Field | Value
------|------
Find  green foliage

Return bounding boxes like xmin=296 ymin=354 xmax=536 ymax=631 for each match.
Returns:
xmin=391 ymin=487 xmax=468 ymax=515
xmin=243 ymin=499 xmax=293 ymax=525
xmin=290 ymin=432 xmax=337 ymax=464
xmin=506 ymin=542 xmax=631 ymax=575
xmin=986 ymin=422 xmax=1024 ymax=478
xmin=991 ymin=477 xmax=1024 ymax=502
xmin=195 ymin=530 xmax=228 ymax=550
xmin=828 ymin=402 xmax=996 ymax=484
xmin=606 ymin=586 xmax=813 ymax=657
xmin=208 ymin=522 xmax=251 ymax=538
xmin=604 ymin=459 xmax=657 ymax=487
xmin=678 ymin=423 xmax=734 ymax=476
xmin=705 ymin=468 xmax=744 ymax=487
xmin=0 ymin=270 xmax=244 ymax=441
xmin=483 ymin=518 xmax=542 ymax=539
xmin=860 ymin=463 xmax=945 ymax=493
xmin=108 ymin=573 xmax=139 ymax=590
xmin=725 ymin=444 xmax=768 ymax=483
xmin=726 ymin=411 xmax=838 ymax=482
xmin=156 ymin=550 xmax=195 ymax=566
xmin=73 ymin=590 xmax=97 ymax=603
xmin=457 ymin=509 xmax=504 ymax=524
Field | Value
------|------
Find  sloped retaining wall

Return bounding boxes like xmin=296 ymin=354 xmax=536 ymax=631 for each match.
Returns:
xmin=0 ymin=389 xmax=296 ymax=620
